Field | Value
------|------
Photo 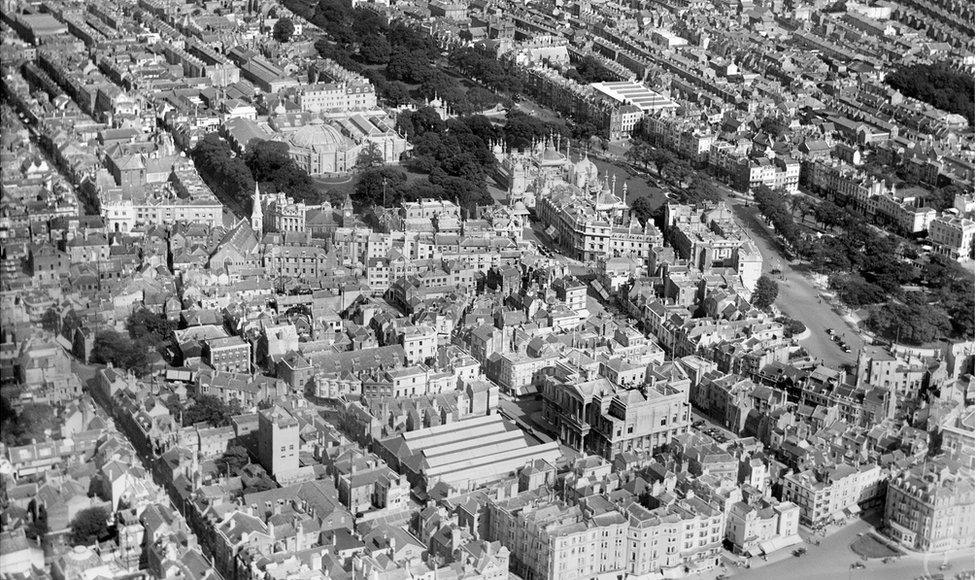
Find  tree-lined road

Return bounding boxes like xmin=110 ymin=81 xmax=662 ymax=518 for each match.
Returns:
xmin=728 ymin=204 xmax=862 ymax=368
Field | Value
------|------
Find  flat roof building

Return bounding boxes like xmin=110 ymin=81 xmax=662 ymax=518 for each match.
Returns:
xmin=590 ymin=81 xmax=678 ymax=114
xmin=378 ymin=414 xmax=562 ymax=496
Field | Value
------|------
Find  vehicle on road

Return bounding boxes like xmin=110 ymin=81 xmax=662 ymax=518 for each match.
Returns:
xmin=851 ymin=562 xmax=866 ymax=570
xmin=826 ymin=328 xmax=835 ymax=335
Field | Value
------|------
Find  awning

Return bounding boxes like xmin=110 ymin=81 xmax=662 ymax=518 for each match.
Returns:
xmin=515 ymin=384 xmax=538 ymax=396
xmin=758 ymin=534 xmax=804 ymax=554
xmin=846 ymin=505 xmax=861 ymax=515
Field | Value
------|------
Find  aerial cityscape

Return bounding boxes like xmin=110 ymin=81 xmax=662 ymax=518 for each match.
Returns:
xmin=0 ymin=0 xmax=973 ymax=579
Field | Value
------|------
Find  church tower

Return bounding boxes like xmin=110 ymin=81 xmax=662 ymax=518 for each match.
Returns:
xmin=341 ymin=193 xmax=354 ymax=226
xmin=251 ymin=182 xmax=264 ymax=234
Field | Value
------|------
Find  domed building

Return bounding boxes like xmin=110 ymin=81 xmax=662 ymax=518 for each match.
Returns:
xmin=270 ymin=113 xmax=412 ymax=176
xmin=284 ymin=121 xmax=358 ymax=174
xmin=571 ymin=152 xmax=599 ymax=189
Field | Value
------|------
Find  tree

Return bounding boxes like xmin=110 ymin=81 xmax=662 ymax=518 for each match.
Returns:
xmin=127 ymin=308 xmax=174 ymax=347
xmin=69 ymin=507 xmax=110 ymax=546
xmin=40 ymin=308 xmax=59 ymax=333
xmin=354 ymin=166 xmax=407 ymax=207
xmin=503 ymin=111 xmax=547 ymax=150
xmin=777 ymin=317 xmax=806 ymax=338
xmin=91 ymin=330 xmax=149 ymax=376
xmin=830 ymin=275 xmax=888 ymax=307
xmin=192 ymin=133 xmax=255 ymax=211
xmin=887 ymin=62 xmax=975 ymax=125
xmin=181 ymin=395 xmax=242 ymax=427
xmin=752 ymin=275 xmax=779 ymax=310
xmin=272 ymin=18 xmax=295 ymax=43
xmin=355 ymin=142 xmax=385 ymax=170
xmin=0 ymin=398 xmax=56 ymax=446
xmin=359 ymin=33 xmax=391 ymax=64
xmin=379 ymin=81 xmax=412 ymax=106
xmin=215 ymin=445 xmax=250 ymax=476
xmin=466 ymin=86 xmax=501 ymax=111
xmin=867 ymin=295 xmax=952 ymax=345
xmin=567 ymin=55 xmax=617 ymax=84
xmin=630 ymin=195 xmax=658 ymax=226
xmin=244 ymin=475 xmax=278 ymax=494
xmin=245 ymin=140 xmax=320 ymax=205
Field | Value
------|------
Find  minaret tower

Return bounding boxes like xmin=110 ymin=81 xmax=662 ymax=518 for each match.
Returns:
xmin=251 ymin=182 xmax=263 ymax=233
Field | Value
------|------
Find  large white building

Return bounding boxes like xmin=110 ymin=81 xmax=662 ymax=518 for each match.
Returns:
xmin=297 ymin=81 xmax=377 ymax=113
xmin=929 ymin=212 xmax=975 ymax=260
xmin=275 ymin=114 xmax=411 ymax=175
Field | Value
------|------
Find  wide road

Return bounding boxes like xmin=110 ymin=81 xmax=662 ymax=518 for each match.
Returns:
xmin=728 ymin=204 xmax=862 ymax=368
xmin=732 ymin=516 xmax=974 ymax=580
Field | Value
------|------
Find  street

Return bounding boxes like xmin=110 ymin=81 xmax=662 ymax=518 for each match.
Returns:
xmin=731 ymin=517 xmax=974 ymax=580
xmin=727 ymin=205 xmax=862 ymax=368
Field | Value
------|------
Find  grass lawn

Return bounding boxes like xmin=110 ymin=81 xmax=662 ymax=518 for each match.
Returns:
xmin=850 ymin=534 xmax=904 ymax=559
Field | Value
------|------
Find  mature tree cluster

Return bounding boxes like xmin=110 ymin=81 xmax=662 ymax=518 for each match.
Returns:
xmin=867 ymin=292 xmax=952 ymax=346
xmin=191 ymin=134 xmax=255 ymax=213
xmin=180 ymin=395 xmax=243 ymax=427
xmin=565 ymin=55 xmax=617 ymax=84
xmin=294 ymin=0 xmax=507 ymax=116
xmin=354 ymin=166 xmax=409 ymax=207
xmin=502 ymin=110 xmax=571 ymax=151
xmin=215 ymin=445 xmax=251 ymax=476
xmin=1 ymin=396 xmax=57 ymax=446
xmin=69 ymin=507 xmax=111 ymax=546
xmin=753 ymin=186 xmax=801 ymax=248
xmin=448 ymin=46 xmax=523 ymax=94
xmin=355 ymin=109 xmax=498 ymax=210
xmin=829 ymin=274 xmax=888 ymax=307
xmin=800 ymin=200 xmax=973 ymax=342
xmin=245 ymin=140 xmax=320 ymax=204
xmin=886 ymin=62 xmax=975 ymax=125
xmin=751 ymin=275 xmax=779 ymax=310
xmin=91 ymin=329 xmax=150 ymax=376
xmin=272 ymin=17 xmax=295 ymax=43
xmin=126 ymin=308 xmax=174 ymax=348
xmin=776 ymin=317 xmax=807 ymax=338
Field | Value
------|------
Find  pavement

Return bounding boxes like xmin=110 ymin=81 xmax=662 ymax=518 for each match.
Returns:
xmin=704 ymin=515 xmax=976 ymax=580
xmin=727 ymin=204 xmax=862 ymax=368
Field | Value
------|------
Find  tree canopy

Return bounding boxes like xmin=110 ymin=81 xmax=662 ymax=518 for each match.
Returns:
xmin=245 ymin=140 xmax=320 ymax=205
xmin=887 ymin=62 xmax=975 ymax=125
xmin=127 ymin=308 xmax=174 ymax=347
xmin=867 ymin=293 xmax=952 ymax=345
xmin=751 ymin=275 xmax=779 ymax=310
xmin=565 ymin=56 xmax=617 ymax=84
xmin=69 ymin=506 xmax=110 ymax=546
xmin=1 ymin=397 xmax=57 ymax=446
xmin=91 ymin=330 xmax=150 ymax=376
xmin=215 ymin=445 xmax=250 ymax=477
xmin=272 ymin=18 xmax=295 ymax=43
xmin=181 ymin=395 xmax=243 ymax=427
xmin=191 ymin=133 xmax=255 ymax=213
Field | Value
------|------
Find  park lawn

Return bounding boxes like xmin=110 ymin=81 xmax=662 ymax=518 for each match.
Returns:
xmin=850 ymin=534 xmax=904 ymax=559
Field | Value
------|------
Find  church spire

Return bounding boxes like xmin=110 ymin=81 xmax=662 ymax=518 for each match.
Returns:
xmin=251 ymin=181 xmax=263 ymax=233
